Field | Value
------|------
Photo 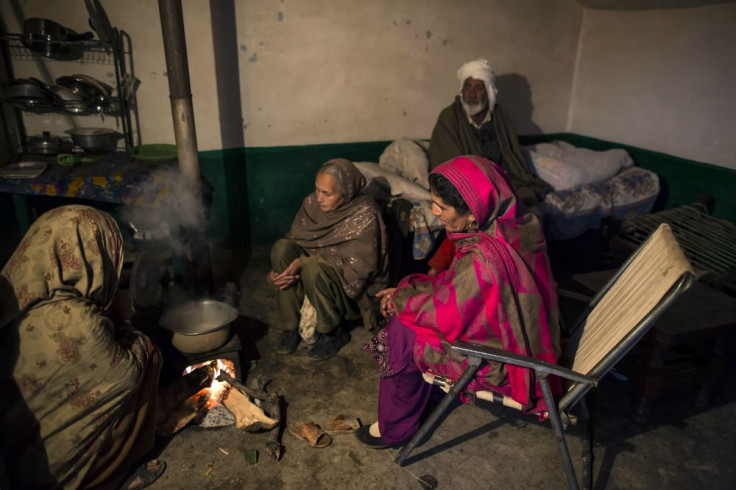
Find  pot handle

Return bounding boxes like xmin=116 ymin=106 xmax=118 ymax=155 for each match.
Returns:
xmin=67 ymin=31 xmax=95 ymax=42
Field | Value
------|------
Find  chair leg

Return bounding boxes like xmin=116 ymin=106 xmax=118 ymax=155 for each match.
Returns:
xmin=395 ymin=357 xmax=481 ymax=466
xmin=579 ymin=398 xmax=593 ymax=490
xmin=539 ymin=373 xmax=580 ymax=490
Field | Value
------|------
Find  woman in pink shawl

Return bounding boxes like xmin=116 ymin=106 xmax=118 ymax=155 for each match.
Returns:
xmin=358 ymin=155 xmax=561 ymax=448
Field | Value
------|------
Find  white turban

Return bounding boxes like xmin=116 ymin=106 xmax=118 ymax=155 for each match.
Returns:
xmin=457 ymin=58 xmax=497 ymax=110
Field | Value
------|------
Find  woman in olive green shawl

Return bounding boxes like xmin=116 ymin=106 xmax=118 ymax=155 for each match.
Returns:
xmin=267 ymin=159 xmax=389 ymax=361
xmin=0 ymin=205 xmax=162 ymax=489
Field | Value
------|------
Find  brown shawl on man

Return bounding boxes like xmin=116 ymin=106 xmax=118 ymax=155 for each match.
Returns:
xmin=427 ymin=96 xmax=551 ymax=207
xmin=287 ymin=159 xmax=389 ymax=301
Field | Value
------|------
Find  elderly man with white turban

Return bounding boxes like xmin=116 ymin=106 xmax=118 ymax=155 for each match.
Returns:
xmin=428 ymin=59 xmax=550 ymax=207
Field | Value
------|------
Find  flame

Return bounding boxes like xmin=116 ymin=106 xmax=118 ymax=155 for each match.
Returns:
xmin=183 ymin=359 xmax=236 ymax=410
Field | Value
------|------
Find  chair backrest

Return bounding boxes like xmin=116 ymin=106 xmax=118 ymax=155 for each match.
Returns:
xmin=559 ymin=224 xmax=695 ymax=411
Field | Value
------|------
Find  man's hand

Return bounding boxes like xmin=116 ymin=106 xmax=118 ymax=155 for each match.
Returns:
xmin=375 ymin=287 xmax=397 ymax=318
xmin=266 ymin=258 xmax=302 ymax=290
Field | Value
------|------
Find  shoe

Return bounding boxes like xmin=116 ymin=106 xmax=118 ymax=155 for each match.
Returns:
xmin=276 ymin=329 xmax=300 ymax=355
xmin=354 ymin=425 xmax=391 ymax=449
xmin=120 ymin=459 xmax=166 ymax=489
xmin=307 ymin=330 xmax=350 ymax=361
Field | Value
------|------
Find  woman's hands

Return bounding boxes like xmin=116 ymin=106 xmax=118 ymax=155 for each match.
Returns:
xmin=376 ymin=287 xmax=397 ymax=318
xmin=266 ymin=257 xmax=302 ymax=290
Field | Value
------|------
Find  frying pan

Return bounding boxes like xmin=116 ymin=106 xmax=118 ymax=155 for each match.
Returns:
xmin=22 ymin=18 xmax=94 ymax=60
xmin=56 ymin=75 xmax=109 ymax=105
xmin=2 ymin=78 xmax=62 ymax=110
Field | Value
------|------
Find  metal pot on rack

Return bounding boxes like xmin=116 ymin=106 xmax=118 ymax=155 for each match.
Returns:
xmin=3 ymin=78 xmax=62 ymax=111
xmin=65 ymin=127 xmax=123 ymax=153
xmin=26 ymin=131 xmax=71 ymax=155
xmin=22 ymin=18 xmax=94 ymax=61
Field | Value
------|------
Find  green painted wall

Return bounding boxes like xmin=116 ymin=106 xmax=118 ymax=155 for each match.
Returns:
xmin=199 ymin=141 xmax=390 ymax=249
xmin=3 ymin=134 xmax=734 ymax=267
xmin=199 ymin=135 xmax=736 ymax=250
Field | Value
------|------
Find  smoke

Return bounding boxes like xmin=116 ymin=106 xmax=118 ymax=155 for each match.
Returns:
xmin=117 ymin=167 xmax=207 ymax=246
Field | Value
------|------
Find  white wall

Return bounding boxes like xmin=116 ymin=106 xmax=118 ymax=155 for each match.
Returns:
xmin=569 ymin=3 xmax=736 ymax=169
xmin=1 ymin=0 xmax=581 ymax=151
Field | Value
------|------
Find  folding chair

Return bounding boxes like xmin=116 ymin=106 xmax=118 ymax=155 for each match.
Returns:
xmin=395 ymin=223 xmax=695 ymax=490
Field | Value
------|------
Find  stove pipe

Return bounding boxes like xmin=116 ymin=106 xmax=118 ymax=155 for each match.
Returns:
xmin=158 ymin=0 xmax=212 ymax=294
xmin=158 ymin=0 xmax=201 ymax=199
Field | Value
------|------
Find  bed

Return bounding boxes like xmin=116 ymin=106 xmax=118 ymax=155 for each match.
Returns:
xmin=355 ymin=138 xmax=660 ymax=260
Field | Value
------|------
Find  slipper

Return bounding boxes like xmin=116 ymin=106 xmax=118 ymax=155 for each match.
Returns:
xmin=323 ymin=414 xmax=361 ymax=435
xmin=288 ymin=421 xmax=332 ymax=448
xmin=120 ymin=459 xmax=166 ymax=490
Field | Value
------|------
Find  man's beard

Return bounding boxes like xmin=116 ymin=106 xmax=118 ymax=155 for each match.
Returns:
xmin=462 ymin=99 xmax=488 ymax=116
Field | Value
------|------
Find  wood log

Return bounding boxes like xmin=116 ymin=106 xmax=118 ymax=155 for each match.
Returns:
xmin=217 ymin=372 xmax=283 ymax=460
xmin=157 ymin=387 xmax=210 ymax=436
xmin=264 ymin=394 xmax=283 ymax=461
xmin=217 ymin=371 xmax=268 ymax=401
xmin=159 ymin=363 xmax=214 ymax=415
xmin=222 ymin=387 xmax=278 ymax=431
xmin=156 ymin=363 xmax=217 ymax=436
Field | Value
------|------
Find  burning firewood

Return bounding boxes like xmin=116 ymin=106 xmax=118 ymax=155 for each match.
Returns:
xmin=158 ymin=387 xmax=210 ymax=436
xmin=159 ymin=363 xmax=215 ymax=413
xmin=157 ymin=363 xmax=221 ymax=436
xmin=217 ymin=371 xmax=284 ymax=460
xmin=222 ymin=387 xmax=278 ymax=431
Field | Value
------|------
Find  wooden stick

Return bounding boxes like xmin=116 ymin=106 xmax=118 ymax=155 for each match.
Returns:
xmin=217 ymin=371 xmax=283 ymax=460
xmin=217 ymin=371 xmax=269 ymax=401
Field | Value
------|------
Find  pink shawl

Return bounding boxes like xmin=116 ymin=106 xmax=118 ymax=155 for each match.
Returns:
xmin=393 ymin=155 xmax=561 ymax=412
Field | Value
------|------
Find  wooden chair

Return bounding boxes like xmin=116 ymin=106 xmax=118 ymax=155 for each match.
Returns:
xmin=395 ymin=224 xmax=695 ymax=490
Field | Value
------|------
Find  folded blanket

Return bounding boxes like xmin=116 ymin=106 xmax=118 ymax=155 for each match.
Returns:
xmin=524 ymin=141 xmax=634 ymax=191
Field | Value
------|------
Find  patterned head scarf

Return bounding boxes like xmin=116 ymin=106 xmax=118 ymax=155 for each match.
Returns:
xmin=287 ymin=159 xmax=388 ymax=299
xmin=457 ymin=58 xmax=498 ymax=111
xmin=319 ymin=158 xmax=366 ymax=202
xmin=1 ymin=205 xmax=123 ymax=328
xmin=431 ymin=154 xmax=529 ymax=251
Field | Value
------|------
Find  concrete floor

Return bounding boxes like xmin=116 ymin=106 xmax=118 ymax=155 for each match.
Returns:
xmin=144 ymin=246 xmax=736 ymax=490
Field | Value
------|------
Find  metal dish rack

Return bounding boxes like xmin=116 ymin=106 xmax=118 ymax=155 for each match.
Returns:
xmin=0 ymin=28 xmax=141 ymax=154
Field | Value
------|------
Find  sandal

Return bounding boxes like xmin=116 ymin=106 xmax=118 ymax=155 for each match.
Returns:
xmin=323 ymin=414 xmax=361 ymax=435
xmin=288 ymin=421 xmax=332 ymax=448
xmin=120 ymin=459 xmax=166 ymax=490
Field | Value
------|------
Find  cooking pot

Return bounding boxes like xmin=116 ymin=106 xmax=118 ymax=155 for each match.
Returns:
xmin=65 ymin=127 xmax=123 ymax=153
xmin=27 ymin=131 xmax=71 ymax=155
xmin=159 ymin=299 xmax=238 ymax=354
xmin=3 ymin=78 xmax=62 ymax=110
xmin=22 ymin=18 xmax=94 ymax=60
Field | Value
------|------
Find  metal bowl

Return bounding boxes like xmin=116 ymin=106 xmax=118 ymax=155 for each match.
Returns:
xmin=65 ymin=127 xmax=123 ymax=153
xmin=159 ymin=299 xmax=238 ymax=354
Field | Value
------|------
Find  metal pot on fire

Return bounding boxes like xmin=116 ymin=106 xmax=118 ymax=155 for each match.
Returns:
xmin=159 ymin=299 xmax=238 ymax=354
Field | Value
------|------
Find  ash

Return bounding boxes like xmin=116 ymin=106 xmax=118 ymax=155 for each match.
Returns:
xmin=200 ymin=404 xmax=235 ymax=428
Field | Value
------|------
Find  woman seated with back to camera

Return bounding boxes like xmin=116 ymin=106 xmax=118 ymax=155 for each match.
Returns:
xmin=358 ymin=155 xmax=561 ymax=448
xmin=0 ymin=205 xmax=164 ymax=489
xmin=267 ymin=158 xmax=389 ymax=361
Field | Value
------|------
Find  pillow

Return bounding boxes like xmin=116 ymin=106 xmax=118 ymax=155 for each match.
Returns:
xmin=378 ymin=138 xmax=430 ymax=189
xmin=525 ymin=150 xmax=591 ymax=191
xmin=525 ymin=141 xmax=635 ymax=190
xmin=353 ymin=161 xmax=431 ymax=200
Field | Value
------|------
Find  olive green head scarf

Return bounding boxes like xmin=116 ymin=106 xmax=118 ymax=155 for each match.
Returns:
xmin=1 ymin=205 xmax=123 ymax=329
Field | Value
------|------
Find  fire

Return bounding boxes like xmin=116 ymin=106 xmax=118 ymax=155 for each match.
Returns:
xmin=183 ymin=359 xmax=236 ymax=410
